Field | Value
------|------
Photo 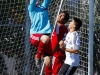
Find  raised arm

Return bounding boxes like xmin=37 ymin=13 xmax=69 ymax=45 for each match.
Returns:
xmin=28 ymin=0 xmax=37 ymax=12
xmin=41 ymin=0 xmax=51 ymax=8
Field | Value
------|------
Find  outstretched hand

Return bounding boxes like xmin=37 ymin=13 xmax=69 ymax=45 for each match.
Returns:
xmin=36 ymin=0 xmax=40 ymax=5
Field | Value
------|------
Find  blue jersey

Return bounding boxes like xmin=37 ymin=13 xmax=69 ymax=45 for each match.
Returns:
xmin=28 ymin=0 xmax=52 ymax=34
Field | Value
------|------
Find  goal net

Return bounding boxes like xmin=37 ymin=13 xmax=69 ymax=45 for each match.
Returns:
xmin=0 ymin=0 xmax=100 ymax=75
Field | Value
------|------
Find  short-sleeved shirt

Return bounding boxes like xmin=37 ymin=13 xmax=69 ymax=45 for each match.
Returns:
xmin=64 ymin=31 xmax=80 ymax=66
xmin=28 ymin=0 xmax=52 ymax=34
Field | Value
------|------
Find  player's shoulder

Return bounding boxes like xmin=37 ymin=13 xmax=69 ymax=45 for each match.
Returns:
xmin=72 ymin=31 xmax=80 ymax=37
xmin=60 ymin=24 xmax=67 ymax=29
xmin=73 ymin=31 xmax=77 ymax=34
xmin=60 ymin=24 xmax=66 ymax=27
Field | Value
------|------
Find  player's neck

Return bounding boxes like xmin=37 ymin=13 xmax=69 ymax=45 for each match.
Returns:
xmin=69 ymin=28 xmax=75 ymax=33
xmin=57 ymin=22 xmax=63 ymax=26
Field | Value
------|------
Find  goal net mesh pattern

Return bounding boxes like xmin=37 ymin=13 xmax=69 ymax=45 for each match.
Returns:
xmin=0 ymin=0 xmax=100 ymax=75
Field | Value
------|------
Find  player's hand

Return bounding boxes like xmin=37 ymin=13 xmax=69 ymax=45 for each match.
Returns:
xmin=36 ymin=0 xmax=40 ymax=5
xmin=28 ymin=0 xmax=30 ymax=4
xmin=59 ymin=40 xmax=65 ymax=50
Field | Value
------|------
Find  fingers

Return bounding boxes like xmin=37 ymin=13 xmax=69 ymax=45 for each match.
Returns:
xmin=59 ymin=40 xmax=65 ymax=50
xmin=59 ymin=40 xmax=64 ymax=45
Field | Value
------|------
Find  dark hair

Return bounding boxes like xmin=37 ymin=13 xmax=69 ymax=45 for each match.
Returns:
xmin=61 ymin=11 xmax=70 ymax=23
xmin=73 ymin=17 xmax=82 ymax=30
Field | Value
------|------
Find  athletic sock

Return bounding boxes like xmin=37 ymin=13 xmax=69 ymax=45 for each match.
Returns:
xmin=44 ymin=65 xmax=52 ymax=75
xmin=36 ymin=41 xmax=46 ymax=60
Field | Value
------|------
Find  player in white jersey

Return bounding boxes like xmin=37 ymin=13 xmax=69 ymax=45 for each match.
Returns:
xmin=58 ymin=17 xmax=82 ymax=75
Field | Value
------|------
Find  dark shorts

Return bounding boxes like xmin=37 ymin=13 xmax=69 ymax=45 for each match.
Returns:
xmin=58 ymin=63 xmax=78 ymax=75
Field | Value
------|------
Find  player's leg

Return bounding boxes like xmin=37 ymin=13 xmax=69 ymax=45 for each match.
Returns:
xmin=35 ymin=34 xmax=50 ymax=60
xmin=58 ymin=63 xmax=77 ymax=75
xmin=30 ymin=34 xmax=43 ymax=68
xmin=67 ymin=66 xmax=77 ymax=75
xmin=35 ymin=34 xmax=50 ymax=68
xmin=44 ymin=56 xmax=52 ymax=75
xmin=52 ymin=56 xmax=64 ymax=75
xmin=30 ymin=34 xmax=49 ymax=67
xmin=43 ymin=41 xmax=53 ymax=75
xmin=58 ymin=63 xmax=70 ymax=75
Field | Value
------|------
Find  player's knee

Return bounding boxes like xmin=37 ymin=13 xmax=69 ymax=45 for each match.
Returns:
xmin=40 ymin=35 xmax=50 ymax=43
xmin=44 ymin=56 xmax=52 ymax=66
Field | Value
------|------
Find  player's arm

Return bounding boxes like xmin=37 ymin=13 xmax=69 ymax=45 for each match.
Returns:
xmin=59 ymin=40 xmax=79 ymax=54
xmin=64 ymin=48 xmax=79 ymax=54
xmin=59 ymin=34 xmax=80 ymax=54
xmin=41 ymin=0 xmax=51 ymax=8
xmin=28 ymin=0 xmax=37 ymax=12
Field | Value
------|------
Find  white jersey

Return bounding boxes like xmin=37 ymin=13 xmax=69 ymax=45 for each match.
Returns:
xmin=64 ymin=31 xmax=80 ymax=66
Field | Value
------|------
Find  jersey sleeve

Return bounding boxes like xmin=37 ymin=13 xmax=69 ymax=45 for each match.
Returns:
xmin=41 ymin=0 xmax=51 ymax=8
xmin=71 ymin=33 xmax=80 ymax=50
xmin=28 ymin=0 xmax=37 ymax=12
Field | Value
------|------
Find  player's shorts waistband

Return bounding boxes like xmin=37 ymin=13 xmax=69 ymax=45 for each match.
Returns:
xmin=30 ymin=34 xmax=40 ymax=41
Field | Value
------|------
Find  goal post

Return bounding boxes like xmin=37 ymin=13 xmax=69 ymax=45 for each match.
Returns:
xmin=88 ymin=0 xmax=94 ymax=75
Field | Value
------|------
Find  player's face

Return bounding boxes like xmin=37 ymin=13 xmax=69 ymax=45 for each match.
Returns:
xmin=68 ymin=20 xmax=76 ymax=29
xmin=57 ymin=13 xmax=66 ymax=23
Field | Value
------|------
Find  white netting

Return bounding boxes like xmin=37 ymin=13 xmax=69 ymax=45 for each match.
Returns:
xmin=0 ymin=0 xmax=26 ymax=75
xmin=0 ymin=0 xmax=100 ymax=75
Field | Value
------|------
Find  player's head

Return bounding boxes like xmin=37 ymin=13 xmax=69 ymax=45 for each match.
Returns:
xmin=57 ymin=11 xmax=69 ymax=24
xmin=68 ymin=17 xmax=82 ymax=31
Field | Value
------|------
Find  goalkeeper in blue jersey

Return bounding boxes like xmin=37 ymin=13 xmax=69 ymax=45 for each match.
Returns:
xmin=28 ymin=0 xmax=52 ymax=68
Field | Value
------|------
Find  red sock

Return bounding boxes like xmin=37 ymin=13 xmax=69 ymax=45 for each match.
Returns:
xmin=44 ymin=65 xmax=52 ymax=75
xmin=36 ymin=41 xmax=46 ymax=60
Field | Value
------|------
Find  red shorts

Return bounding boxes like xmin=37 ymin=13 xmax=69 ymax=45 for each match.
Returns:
xmin=30 ymin=34 xmax=42 ymax=47
xmin=52 ymin=56 xmax=64 ymax=75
